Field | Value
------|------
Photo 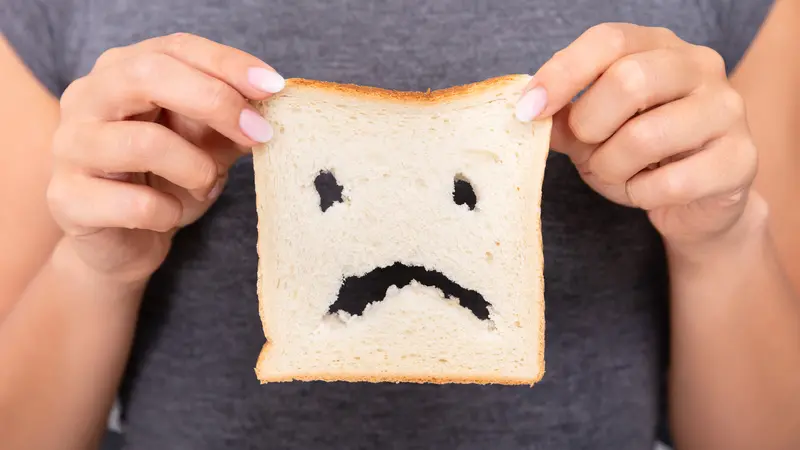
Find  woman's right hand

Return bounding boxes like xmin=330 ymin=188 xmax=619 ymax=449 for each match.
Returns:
xmin=47 ymin=33 xmax=284 ymax=284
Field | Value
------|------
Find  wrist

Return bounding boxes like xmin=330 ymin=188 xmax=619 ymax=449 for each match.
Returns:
xmin=665 ymin=192 xmax=771 ymax=270
xmin=49 ymin=238 xmax=152 ymax=297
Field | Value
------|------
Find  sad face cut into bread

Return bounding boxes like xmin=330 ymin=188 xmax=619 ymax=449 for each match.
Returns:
xmin=252 ymin=75 xmax=551 ymax=385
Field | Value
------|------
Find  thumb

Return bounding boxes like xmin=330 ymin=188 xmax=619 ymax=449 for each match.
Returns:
xmin=513 ymin=82 xmax=597 ymax=166
xmin=544 ymin=105 xmax=633 ymax=208
xmin=545 ymin=103 xmax=598 ymax=167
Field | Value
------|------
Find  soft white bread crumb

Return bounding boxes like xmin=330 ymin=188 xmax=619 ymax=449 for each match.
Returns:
xmin=252 ymin=75 xmax=551 ymax=385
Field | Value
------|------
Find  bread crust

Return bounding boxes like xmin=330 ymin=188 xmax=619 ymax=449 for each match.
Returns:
xmin=253 ymin=75 xmax=549 ymax=387
xmin=255 ymin=342 xmax=540 ymax=386
xmin=254 ymin=74 xmax=533 ymax=111
xmin=533 ymin=125 xmax=550 ymax=386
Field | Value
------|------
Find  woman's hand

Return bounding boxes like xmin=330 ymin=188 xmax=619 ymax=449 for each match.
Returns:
xmin=516 ymin=23 xmax=761 ymax=252
xmin=48 ymin=33 xmax=284 ymax=284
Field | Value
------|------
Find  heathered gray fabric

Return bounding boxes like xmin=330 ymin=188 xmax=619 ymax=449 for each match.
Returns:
xmin=1 ymin=0 xmax=773 ymax=448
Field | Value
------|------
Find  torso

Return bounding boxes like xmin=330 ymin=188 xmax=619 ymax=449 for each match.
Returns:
xmin=44 ymin=0 xmax=772 ymax=448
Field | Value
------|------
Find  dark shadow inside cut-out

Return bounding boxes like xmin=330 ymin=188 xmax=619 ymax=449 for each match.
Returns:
xmin=453 ymin=174 xmax=477 ymax=210
xmin=328 ymin=262 xmax=491 ymax=320
xmin=314 ymin=170 xmax=344 ymax=212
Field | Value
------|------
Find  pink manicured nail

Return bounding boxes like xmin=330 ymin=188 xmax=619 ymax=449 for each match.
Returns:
xmin=515 ymin=86 xmax=548 ymax=122
xmin=247 ymin=67 xmax=286 ymax=93
xmin=239 ymin=109 xmax=273 ymax=143
xmin=207 ymin=178 xmax=225 ymax=201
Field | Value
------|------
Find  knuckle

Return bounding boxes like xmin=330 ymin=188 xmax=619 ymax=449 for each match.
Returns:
xmin=590 ymin=23 xmax=627 ymax=55
xmin=653 ymin=26 xmax=678 ymax=44
xmin=567 ymin=110 xmax=597 ymax=144
xmin=610 ymin=58 xmax=648 ymax=102
xmin=45 ymin=176 xmax=84 ymax=235
xmin=162 ymin=32 xmax=196 ymax=55
xmin=747 ymin=190 xmax=770 ymax=221
xmin=123 ymin=124 xmax=165 ymax=164
xmin=545 ymin=50 xmax=572 ymax=82
xmin=551 ymin=48 xmax=567 ymax=60
xmin=719 ymin=87 xmax=747 ymax=118
xmin=130 ymin=123 xmax=159 ymax=152
xmin=623 ymin=118 xmax=662 ymax=149
xmin=693 ymin=45 xmax=726 ymax=76
xmin=127 ymin=52 xmax=167 ymax=83
xmin=588 ymin=154 xmax=627 ymax=185
xmin=743 ymin=139 xmax=758 ymax=168
xmin=131 ymin=193 xmax=163 ymax=229
xmin=660 ymin=169 xmax=690 ymax=202
xmin=59 ymin=76 xmax=89 ymax=113
xmin=198 ymin=80 xmax=236 ymax=118
xmin=117 ymin=126 xmax=141 ymax=157
xmin=129 ymin=189 xmax=182 ymax=231
xmin=206 ymin=48 xmax=231 ymax=73
xmin=93 ymin=46 xmax=126 ymax=71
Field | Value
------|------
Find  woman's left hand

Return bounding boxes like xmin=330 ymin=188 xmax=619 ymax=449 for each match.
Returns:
xmin=516 ymin=23 xmax=760 ymax=250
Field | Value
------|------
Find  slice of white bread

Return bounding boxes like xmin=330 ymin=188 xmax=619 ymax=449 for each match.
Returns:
xmin=252 ymin=75 xmax=551 ymax=385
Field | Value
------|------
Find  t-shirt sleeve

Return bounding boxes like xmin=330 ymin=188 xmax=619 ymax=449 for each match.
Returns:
xmin=712 ymin=0 xmax=776 ymax=73
xmin=0 ymin=0 xmax=70 ymax=96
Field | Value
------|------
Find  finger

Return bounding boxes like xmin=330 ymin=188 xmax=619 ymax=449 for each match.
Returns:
xmin=48 ymin=173 xmax=184 ymax=234
xmin=516 ymin=23 xmax=682 ymax=121
xmin=92 ymin=33 xmax=285 ymax=99
xmin=624 ymin=132 xmax=757 ymax=210
xmin=61 ymin=52 xmax=273 ymax=146
xmin=55 ymin=121 xmax=220 ymax=199
xmin=567 ymin=48 xmax=704 ymax=144
xmin=164 ymin=114 xmax=249 ymax=171
xmin=548 ymin=104 xmax=599 ymax=167
xmin=586 ymin=86 xmax=746 ymax=185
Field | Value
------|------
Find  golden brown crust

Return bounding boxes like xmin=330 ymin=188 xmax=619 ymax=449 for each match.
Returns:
xmin=253 ymin=75 xmax=548 ymax=388
xmin=253 ymin=74 xmax=531 ymax=110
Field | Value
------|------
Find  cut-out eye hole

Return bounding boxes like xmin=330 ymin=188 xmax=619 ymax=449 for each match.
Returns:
xmin=453 ymin=174 xmax=477 ymax=210
xmin=314 ymin=170 xmax=344 ymax=212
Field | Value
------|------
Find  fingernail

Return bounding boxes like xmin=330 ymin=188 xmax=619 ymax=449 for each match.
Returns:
xmin=515 ymin=86 xmax=548 ymax=122
xmin=248 ymin=67 xmax=285 ymax=93
xmin=239 ymin=109 xmax=273 ymax=143
xmin=207 ymin=177 xmax=225 ymax=201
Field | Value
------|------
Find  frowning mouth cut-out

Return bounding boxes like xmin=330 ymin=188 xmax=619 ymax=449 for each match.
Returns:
xmin=328 ymin=263 xmax=491 ymax=320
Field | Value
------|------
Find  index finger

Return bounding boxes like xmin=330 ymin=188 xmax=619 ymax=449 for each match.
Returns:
xmin=516 ymin=23 xmax=681 ymax=121
xmin=92 ymin=32 xmax=285 ymax=100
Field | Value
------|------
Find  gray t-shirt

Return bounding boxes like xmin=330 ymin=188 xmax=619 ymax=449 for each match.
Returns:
xmin=1 ymin=0 xmax=773 ymax=449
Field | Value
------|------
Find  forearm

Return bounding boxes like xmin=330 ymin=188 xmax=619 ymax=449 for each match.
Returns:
xmin=731 ymin=0 xmax=800 ymax=293
xmin=668 ymin=197 xmax=800 ymax=450
xmin=0 ymin=239 xmax=145 ymax=450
